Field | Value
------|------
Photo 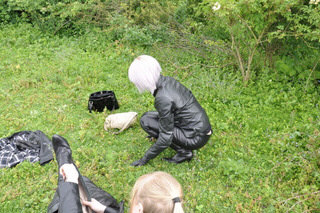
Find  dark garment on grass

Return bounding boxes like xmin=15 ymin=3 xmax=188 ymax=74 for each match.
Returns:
xmin=47 ymin=173 xmax=124 ymax=213
xmin=140 ymin=75 xmax=212 ymax=162
xmin=0 ymin=130 xmax=53 ymax=168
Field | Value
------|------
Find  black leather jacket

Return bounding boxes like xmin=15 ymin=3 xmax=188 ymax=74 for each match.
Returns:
xmin=142 ymin=75 xmax=211 ymax=161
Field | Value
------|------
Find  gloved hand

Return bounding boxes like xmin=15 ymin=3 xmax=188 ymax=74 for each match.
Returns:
xmin=131 ymin=157 xmax=148 ymax=167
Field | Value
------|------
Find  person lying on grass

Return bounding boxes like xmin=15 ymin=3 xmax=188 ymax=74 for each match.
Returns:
xmin=48 ymin=134 xmax=184 ymax=213
xmin=128 ymin=55 xmax=212 ymax=166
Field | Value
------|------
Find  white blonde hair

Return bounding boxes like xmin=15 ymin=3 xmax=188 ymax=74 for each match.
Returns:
xmin=128 ymin=55 xmax=161 ymax=93
xmin=130 ymin=171 xmax=184 ymax=213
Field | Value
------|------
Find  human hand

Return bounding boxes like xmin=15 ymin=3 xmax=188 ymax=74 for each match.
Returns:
xmin=82 ymin=198 xmax=106 ymax=213
xmin=131 ymin=158 xmax=147 ymax=167
xmin=60 ymin=164 xmax=79 ymax=184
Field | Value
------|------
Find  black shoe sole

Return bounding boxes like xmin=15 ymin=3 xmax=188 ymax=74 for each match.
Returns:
xmin=163 ymin=157 xmax=192 ymax=164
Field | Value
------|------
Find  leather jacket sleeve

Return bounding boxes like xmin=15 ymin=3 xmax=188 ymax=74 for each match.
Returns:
xmin=59 ymin=182 xmax=82 ymax=213
xmin=142 ymin=96 xmax=174 ymax=161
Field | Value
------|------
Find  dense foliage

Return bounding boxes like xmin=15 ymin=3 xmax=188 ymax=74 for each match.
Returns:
xmin=0 ymin=0 xmax=319 ymax=212
xmin=1 ymin=0 xmax=319 ymax=84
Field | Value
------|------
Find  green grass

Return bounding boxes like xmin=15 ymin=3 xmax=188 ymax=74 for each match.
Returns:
xmin=0 ymin=24 xmax=319 ymax=212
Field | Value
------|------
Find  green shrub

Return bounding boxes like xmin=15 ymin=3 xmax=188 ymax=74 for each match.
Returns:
xmin=186 ymin=0 xmax=320 ymax=84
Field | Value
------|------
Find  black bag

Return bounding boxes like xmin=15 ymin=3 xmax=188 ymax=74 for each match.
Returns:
xmin=88 ymin=91 xmax=119 ymax=113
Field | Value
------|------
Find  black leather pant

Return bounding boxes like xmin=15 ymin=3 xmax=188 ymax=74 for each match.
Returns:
xmin=140 ymin=111 xmax=211 ymax=151
xmin=48 ymin=175 xmax=123 ymax=213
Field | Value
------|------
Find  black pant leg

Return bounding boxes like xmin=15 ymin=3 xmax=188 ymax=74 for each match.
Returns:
xmin=140 ymin=111 xmax=160 ymax=138
xmin=172 ymin=128 xmax=211 ymax=150
xmin=58 ymin=182 xmax=82 ymax=213
xmin=140 ymin=111 xmax=211 ymax=150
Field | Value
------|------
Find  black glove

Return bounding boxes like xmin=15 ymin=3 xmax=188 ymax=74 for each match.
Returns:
xmin=131 ymin=157 xmax=148 ymax=167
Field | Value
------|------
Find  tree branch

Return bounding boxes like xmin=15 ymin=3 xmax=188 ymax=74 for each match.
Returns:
xmin=231 ymin=32 xmax=245 ymax=80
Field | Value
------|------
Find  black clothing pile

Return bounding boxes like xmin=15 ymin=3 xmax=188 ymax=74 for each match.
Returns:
xmin=0 ymin=130 xmax=53 ymax=168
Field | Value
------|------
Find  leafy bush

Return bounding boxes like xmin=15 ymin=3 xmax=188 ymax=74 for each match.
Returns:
xmin=1 ymin=0 xmax=319 ymax=85
xmin=186 ymin=0 xmax=320 ymax=84
xmin=0 ymin=0 xmax=175 ymax=46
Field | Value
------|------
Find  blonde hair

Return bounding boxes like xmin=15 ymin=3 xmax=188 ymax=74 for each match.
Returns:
xmin=128 ymin=55 xmax=161 ymax=94
xmin=129 ymin=171 xmax=184 ymax=213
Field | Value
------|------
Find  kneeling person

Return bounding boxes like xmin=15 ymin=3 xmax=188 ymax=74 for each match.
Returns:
xmin=128 ymin=55 xmax=212 ymax=166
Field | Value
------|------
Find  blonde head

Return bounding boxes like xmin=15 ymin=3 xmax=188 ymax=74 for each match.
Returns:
xmin=128 ymin=55 xmax=161 ymax=94
xmin=130 ymin=171 xmax=184 ymax=213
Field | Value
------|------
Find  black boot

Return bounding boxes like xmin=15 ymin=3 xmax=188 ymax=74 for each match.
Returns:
xmin=52 ymin=134 xmax=92 ymax=212
xmin=52 ymin=134 xmax=73 ymax=167
xmin=163 ymin=143 xmax=193 ymax=164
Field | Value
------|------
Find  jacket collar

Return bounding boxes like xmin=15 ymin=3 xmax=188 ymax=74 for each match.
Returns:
xmin=153 ymin=75 xmax=164 ymax=97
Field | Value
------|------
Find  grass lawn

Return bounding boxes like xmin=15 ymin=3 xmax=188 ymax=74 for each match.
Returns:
xmin=0 ymin=24 xmax=319 ymax=212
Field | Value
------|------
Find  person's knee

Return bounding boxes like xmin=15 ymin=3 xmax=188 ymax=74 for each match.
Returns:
xmin=140 ymin=113 xmax=148 ymax=128
xmin=140 ymin=112 xmax=156 ymax=127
